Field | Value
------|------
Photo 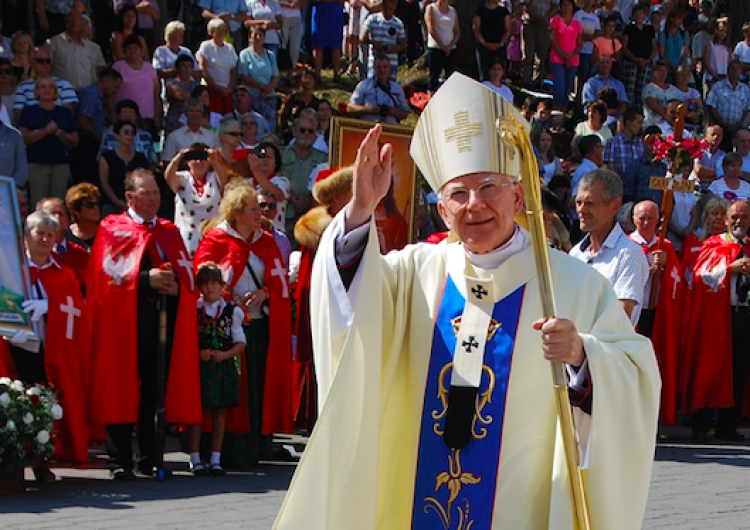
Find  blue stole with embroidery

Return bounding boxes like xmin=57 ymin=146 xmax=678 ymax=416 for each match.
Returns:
xmin=411 ymin=276 xmax=525 ymax=529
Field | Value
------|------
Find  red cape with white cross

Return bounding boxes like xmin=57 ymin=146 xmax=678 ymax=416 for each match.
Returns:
xmin=630 ymin=236 xmax=683 ymax=425
xmin=680 ymin=235 xmax=750 ymax=413
xmin=86 ymin=213 xmax=201 ymax=426
xmin=0 ymin=261 xmax=90 ymax=464
xmin=194 ymin=226 xmax=294 ymax=435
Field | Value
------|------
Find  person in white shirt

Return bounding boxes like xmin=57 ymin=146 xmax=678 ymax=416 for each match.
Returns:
xmin=481 ymin=59 xmax=514 ymax=103
xmin=162 ymin=98 xmax=219 ymax=162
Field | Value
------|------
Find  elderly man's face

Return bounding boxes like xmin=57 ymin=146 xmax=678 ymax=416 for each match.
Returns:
xmin=726 ymin=200 xmax=750 ymax=240
xmin=597 ymin=56 xmax=612 ymax=76
xmin=575 ymin=181 xmax=621 ymax=235
xmin=437 ymin=172 xmax=523 ymax=254
xmin=633 ymin=201 xmax=659 ymax=241
xmin=126 ymin=175 xmax=161 ymax=220
xmin=31 ymin=49 xmax=52 ymax=74
xmin=734 ymin=131 xmax=750 ymax=157
xmin=706 ymin=125 xmax=723 ymax=148
xmin=234 ymin=90 xmax=252 ymax=111
xmin=39 ymin=199 xmax=69 ymax=239
xmin=294 ymin=118 xmax=317 ymax=147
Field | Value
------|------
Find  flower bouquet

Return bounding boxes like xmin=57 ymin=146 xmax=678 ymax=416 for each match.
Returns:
xmin=647 ymin=134 xmax=707 ymax=170
xmin=0 ymin=377 xmax=62 ymax=493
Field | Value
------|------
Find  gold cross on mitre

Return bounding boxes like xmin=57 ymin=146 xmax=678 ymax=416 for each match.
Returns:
xmin=444 ymin=109 xmax=482 ymax=153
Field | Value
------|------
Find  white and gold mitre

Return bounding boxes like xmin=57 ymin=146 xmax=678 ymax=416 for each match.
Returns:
xmin=410 ymin=72 xmax=530 ymax=193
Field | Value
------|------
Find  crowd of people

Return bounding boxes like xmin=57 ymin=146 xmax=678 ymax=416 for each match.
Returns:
xmin=0 ymin=0 xmax=746 ymax=493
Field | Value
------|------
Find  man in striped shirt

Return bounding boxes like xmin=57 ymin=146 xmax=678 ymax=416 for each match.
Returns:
xmin=12 ymin=47 xmax=77 ymax=124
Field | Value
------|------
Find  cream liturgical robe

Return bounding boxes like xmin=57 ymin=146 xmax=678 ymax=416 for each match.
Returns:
xmin=273 ymin=219 xmax=660 ymax=530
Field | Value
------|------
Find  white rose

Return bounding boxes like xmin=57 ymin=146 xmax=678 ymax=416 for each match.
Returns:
xmin=26 ymin=386 xmax=41 ymax=396
xmin=50 ymin=404 xmax=63 ymax=420
xmin=36 ymin=430 xmax=50 ymax=444
xmin=23 ymin=412 xmax=34 ymax=424
xmin=11 ymin=380 xmax=24 ymax=392
xmin=0 ymin=376 xmax=10 ymax=386
xmin=0 ymin=393 xmax=9 ymax=408
xmin=6 ymin=419 xmax=15 ymax=431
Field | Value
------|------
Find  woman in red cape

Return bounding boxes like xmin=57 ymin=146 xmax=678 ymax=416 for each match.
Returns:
xmin=194 ymin=183 xmax=293 ymax=467
xmin=678 ymin=197 xmax=728 ymax=408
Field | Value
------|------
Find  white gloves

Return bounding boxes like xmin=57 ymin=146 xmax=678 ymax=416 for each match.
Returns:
xmin=8 ymin=329 xmax=30 ymax=344
xmin=21 ymin=300 xmax=48 ymax=322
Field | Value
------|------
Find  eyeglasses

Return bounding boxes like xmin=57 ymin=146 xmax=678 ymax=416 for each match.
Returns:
xmin=81 ymin=200 xmax=99 ymax=209
xmin=32 ymin=58 xmax=51 ymax=64
xmin=120 ymin=129 xmax=135 ymax=136
xmin=224 ymin=131 xmax=242 ymax=136
xmin=241 ymin=121 xmax=257 ymax=127
xmin=298 ymin=127 xmax=315 ymax=134
xmin=441 ymin=179 xmax=515 ymax=213
xmin=258 ymin=202 xmax=277 ymax=210
xmin=0 ymin=68 xmax=12 ymax=75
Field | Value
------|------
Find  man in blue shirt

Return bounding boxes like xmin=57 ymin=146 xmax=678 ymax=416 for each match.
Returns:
xmin=582 ymin=55 xmax=628 ymax=115
xmin=348 ymin=56 xmax=409 ymax=124
xmin=622 ymin=126 xmax=667 ymax=205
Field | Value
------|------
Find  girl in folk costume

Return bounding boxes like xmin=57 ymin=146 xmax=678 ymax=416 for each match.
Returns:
xmin=193 ymin=183 xmax=292 ymax=468
xmin=187 ymin=263 xmax=246 ymax=476
xmin=290 ymin=167 xmax=352 ymax=432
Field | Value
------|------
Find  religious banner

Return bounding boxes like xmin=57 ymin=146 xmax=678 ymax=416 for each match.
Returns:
xmin=329 ymin=117 xmax=417 ymax=253
xmin=0 ymin=176 xmax=37 ymax=339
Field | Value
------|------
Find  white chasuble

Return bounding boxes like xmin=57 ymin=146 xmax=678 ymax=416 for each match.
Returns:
xmin=274 ymin=216 xmax=660 ymax=530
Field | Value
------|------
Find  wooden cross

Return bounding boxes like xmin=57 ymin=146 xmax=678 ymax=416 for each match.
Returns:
xmin=444 ymin=110 xmax=482 ymax=153
xmin=647 ymin=104 xmax=687 ymax=309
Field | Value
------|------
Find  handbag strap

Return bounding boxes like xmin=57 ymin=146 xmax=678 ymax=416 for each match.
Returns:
xmin=245 ymin=259 xmax=263 ymax=290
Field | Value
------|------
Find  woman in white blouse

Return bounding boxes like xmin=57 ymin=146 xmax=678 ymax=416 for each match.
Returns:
xmin=197 ymin=18 xmax=238 ymax=115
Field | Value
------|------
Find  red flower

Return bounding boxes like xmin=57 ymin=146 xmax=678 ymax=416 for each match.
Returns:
xmin=29 ymin=394 xmax=40 ymax=407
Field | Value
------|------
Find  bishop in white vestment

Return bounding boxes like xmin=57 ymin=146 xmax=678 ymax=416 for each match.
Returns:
xmin=274 ymin=74 xmax=660 ymax=530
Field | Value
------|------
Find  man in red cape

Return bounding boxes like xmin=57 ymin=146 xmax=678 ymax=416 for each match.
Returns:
xmin=1 ymin=210 xmax=90 ymax=474
xmin=87 ymin=170 xmax=200 ymax=479
xmin=682 ymin=200 xmax=750 ymax=442
xmin=194 ymin=219 xmax=293 ymax=439
xmin=629 ymin=200 xmax=683 ymax=426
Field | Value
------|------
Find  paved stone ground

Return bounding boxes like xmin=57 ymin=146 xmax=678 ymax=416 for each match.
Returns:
xmin=3 ymin=427 xmax=750 ymax=529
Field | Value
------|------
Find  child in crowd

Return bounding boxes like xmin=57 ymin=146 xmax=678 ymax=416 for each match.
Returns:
xmin=592 ymin=16 xmax=622 ymax=78
xmin=530 ymin=98 xmax=555 ymax=131
xmin=506 ymin=6 xmax=523 ymax=79
xmin=187 ymin=262 xmax=247 ymax=476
